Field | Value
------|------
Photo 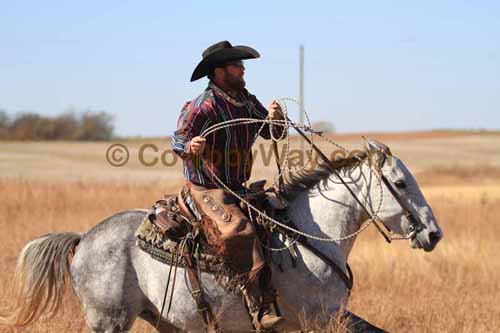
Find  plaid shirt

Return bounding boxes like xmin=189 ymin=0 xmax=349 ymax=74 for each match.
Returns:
xmin=172 ymin=83 xmax=284 ymax=189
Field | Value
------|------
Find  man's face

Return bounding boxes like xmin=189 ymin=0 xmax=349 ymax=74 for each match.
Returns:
xmin=218 ymin=60 xmax=246 ymax=92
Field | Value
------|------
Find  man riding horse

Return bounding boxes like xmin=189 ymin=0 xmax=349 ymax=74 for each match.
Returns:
xmin=172 ymin=41 xmax=286 ymax=330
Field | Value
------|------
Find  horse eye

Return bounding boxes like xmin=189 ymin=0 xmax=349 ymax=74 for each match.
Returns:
xmin=395 ymin=180 xmax=406 ymax=189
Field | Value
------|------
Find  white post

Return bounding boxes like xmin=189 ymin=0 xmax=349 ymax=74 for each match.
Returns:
xmin=299 ymin=44 xmax=305 ymax=150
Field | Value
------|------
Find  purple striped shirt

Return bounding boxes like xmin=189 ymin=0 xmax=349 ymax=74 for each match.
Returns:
xmin=172 ymin=83 xmax=284 ymax=189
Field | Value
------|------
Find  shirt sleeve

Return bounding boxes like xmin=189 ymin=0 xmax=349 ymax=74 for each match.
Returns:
xmin=251 ymin=97 xmax=286 ymax=140
xmin=171 ymin=101 xmax=212 ymax=159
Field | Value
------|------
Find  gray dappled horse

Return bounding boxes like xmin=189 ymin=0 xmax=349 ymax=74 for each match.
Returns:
xmin=0 ymin=140 xmax=442 ymax=332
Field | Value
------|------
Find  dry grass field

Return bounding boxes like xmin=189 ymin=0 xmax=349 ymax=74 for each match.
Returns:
xmin=0 ymin=131 xmax=499 ymax=332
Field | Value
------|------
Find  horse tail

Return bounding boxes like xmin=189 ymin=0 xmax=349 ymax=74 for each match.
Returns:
xmin=0 ymin=232 xmax=81 ymax=328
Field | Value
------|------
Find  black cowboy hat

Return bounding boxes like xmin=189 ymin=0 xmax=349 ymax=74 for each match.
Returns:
xmin=190 ymin=41 xmax=260 ymax=82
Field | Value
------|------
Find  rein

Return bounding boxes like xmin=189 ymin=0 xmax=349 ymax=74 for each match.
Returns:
xmin=288 ymin=122 xmax=393 ymax=243
xmin=197 ymin=96 xmax=426 ymax=292
xmin=378 ymin=173 xmax=426 ymax=237
xmin=280 ymin=218 xmax=354 ymax=291
xmin=297 ymin=236 xmax=354 ymax=291
xmin=289 ymin=122 xmax=426 ymax=243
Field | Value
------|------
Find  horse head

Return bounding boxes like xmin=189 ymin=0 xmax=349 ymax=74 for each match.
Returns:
xmin=363 ymin=137 xmax=443 ymax=252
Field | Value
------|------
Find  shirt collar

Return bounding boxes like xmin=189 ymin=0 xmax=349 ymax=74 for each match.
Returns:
xmin=208 ymin=82 xmax=248 ymax=107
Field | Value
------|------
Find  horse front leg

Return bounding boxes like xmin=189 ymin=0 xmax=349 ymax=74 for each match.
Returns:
xmin=139 ymin=310 xmax=186 ymax=333
xmin=340 ymin=310 xmax=388 ymax=333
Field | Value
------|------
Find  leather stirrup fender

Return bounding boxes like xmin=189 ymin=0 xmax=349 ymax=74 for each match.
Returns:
xmin=182 ymin=244 xmax=220 ymax=332
xmin=177 ymin=187 xmax=196 ymax=223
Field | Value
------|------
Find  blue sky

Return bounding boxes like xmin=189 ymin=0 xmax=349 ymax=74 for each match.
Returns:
xmin=1 ymin=1 xmax=499 ymax=136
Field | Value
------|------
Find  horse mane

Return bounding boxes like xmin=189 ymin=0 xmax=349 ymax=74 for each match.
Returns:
xmin=282 ymin=150 xmax=368 ymax=200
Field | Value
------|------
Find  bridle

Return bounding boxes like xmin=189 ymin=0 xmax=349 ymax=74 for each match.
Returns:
xmin=377 ymin=168 xmax=427 ymax=241
xmin=196 ymin=96 xmax=428 ymax=292
xmin=290 ymin=123 xmax=427 ymax=244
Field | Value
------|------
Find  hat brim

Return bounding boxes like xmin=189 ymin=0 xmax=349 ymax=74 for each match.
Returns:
xmin=190 ymin=46 xmax=260 ymax=82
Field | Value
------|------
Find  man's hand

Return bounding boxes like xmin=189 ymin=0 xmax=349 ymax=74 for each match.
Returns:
xmin=188 ymin=136 xmax=206 ymax=156
xmin=268 ymin=100 xmax=284 ymax=120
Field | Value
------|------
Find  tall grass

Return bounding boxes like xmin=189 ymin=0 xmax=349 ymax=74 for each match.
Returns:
xmin=348 ymin=184 xmax=500 ymax=332
xmin=0 ymin=178 xmax=498 ymax=332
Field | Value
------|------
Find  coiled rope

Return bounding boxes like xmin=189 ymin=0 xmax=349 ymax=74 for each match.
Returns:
xmin=198 ymin=97 xmax=385 ymax=245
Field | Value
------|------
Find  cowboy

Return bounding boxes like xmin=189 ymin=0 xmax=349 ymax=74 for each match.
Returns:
xmin=172 ymin=41 xmax=285 ymax=329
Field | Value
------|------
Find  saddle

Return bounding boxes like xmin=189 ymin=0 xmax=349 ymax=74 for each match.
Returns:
xmin=136 ymin=181 xmax=287 ymax=269
xmin=134 ymin=180 xmax=288 ymax=332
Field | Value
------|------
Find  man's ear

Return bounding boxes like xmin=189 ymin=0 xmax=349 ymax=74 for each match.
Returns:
xmin=214 ymin=67 xmax=225 ymax=79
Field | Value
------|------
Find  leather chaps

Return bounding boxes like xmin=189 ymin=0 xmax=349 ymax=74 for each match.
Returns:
xmin=187 ymin=183 xmax=266 ymax=288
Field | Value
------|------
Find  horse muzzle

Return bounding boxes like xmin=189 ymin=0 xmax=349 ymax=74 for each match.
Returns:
xmin=412 ymin=227 xmax=442 ymax=252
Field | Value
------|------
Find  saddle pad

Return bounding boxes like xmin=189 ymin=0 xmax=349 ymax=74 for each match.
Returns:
xmin=134 ymin=212 xmax=179 ymax=252
xmin=135 ymin=210 xmax=226 ymax=274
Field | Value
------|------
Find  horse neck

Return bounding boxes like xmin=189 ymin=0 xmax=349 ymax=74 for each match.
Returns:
xmin=288 ymin=162 xmax=371 ymax=263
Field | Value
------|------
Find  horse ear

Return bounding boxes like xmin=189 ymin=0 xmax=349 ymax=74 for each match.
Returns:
xmin=362 ymin=137 xmax=392 ymax=156
xmin=362 ymin=136 xmax=392 ymax=168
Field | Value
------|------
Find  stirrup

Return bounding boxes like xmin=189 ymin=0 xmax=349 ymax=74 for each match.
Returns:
xmin=240 ymin=285 xmax=284 ymax=330
xmin=259 ymin=308 xmax=283 ymax=329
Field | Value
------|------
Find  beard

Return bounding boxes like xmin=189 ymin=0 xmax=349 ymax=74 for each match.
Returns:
xmin=223 ymin=71 xmax=246 ymax=93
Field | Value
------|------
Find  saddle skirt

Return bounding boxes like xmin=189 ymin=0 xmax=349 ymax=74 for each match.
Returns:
xmin=134 ymin=180 xmax=289 ymax=287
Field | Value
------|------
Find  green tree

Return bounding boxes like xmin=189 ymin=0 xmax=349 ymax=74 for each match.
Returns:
xmin=312 ymin=121 xmax=335 ymax=134
xmin=74 ymin=110 xmax=114 ymax=141
xmin=0 ymin=109 xmax=10 ymax=139
xmin=2 ymin=109 xmax=115 ymax=141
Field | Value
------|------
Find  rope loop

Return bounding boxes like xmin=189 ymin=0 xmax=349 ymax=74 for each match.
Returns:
xmin=195 ymin=97 xmax=387 ymax=247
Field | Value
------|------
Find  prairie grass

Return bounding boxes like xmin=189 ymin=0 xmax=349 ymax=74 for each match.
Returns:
xmin=0 ymin=134 xmax=499 ymax=332
xmin=0 ymin=178 xmax=497 ymax=332
xmin=348 ymin=184 xmax=500 ymax=332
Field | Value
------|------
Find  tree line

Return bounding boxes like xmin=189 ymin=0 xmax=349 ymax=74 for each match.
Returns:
xmin=0 ymin=109 xmax=114 ymax=141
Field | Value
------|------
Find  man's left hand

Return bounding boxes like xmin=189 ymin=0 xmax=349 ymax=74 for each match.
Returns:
xmin=268 ymin=100 xmax=284 ymax=120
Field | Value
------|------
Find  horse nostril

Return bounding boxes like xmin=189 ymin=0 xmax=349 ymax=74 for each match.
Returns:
xmin=429 ymin=231 xmax=441 ymax=244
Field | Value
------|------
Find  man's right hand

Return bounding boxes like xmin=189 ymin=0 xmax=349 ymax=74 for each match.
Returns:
xmin=188 ymin=136 xmax=206 ymax=156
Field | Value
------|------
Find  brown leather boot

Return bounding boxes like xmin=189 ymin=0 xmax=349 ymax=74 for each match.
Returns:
xmin=240 ymin=285 xmax=283 ymax=330
xmin=259 ymin=307 xmax=283 ymax=329
xmin=260 ymin=285 xmax=283 ymax=329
